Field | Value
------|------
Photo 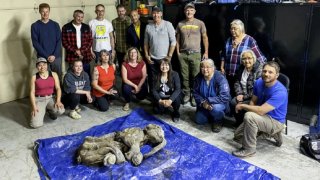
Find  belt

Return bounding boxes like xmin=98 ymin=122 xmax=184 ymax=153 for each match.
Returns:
xmin=180 ymin=49 xmax=200 ymax=55
xmin=36 ymin=94 xmax=52 ymax=97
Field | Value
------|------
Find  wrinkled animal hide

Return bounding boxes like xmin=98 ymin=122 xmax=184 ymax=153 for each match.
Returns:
xmin=77 ymin=124 xmax=166 ymax=166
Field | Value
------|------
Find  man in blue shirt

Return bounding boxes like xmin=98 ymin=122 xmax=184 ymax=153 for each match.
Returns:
xmin=232 ymin=61 xmax=288 ymax=158
xmin=31 ymin=3 xmax=62 ymax=79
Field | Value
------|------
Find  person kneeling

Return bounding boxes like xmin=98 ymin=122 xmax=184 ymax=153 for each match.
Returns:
xmin=193 ymin=59 xmax=230 ymax=133
xmin=30 ymin=58 xmax=65 ymax=128
xmin=91 ymin=50 xmax=117 ymax=112
xmin=232 ymin=61 xmax=287 ymax=158
xmin=63 ymin=59 xmax=93 ymax=119
xmin=121 ymin=47 xmax=148 ymax=111
xmin=152 ymin=59 xmax=182 ymax=122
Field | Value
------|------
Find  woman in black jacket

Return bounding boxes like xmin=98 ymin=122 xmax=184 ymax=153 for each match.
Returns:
xmin=152 ymin=59 xmax=182 ymax=122
xmin=232 ymin=49 xmax=263 ymax=127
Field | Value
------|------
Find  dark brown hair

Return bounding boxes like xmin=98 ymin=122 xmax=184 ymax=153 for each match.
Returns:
xmin=39 ymin=3 xmax=50 ymax=12
xmin=154 ymin=59 xmax=174 ymax=90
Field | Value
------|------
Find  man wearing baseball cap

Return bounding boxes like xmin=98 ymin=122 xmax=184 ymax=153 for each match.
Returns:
xmin=30 ymin=57 xmax=65 ymax=128
xmin=176 ymin=3 xmax=209 ymax=107
xmin=144 ymin=5 xmax=176 ymax=94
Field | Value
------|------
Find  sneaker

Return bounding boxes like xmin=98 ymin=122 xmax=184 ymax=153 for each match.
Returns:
xmin=232 ymin=148 xmax=256 ymax=158
xmin=48 ymin=111 xmax=57 ymax=120
xmin=273 ymin=131 xmax=283 ymax=147
xmin=190 ymin=97 xmax=196 ymax=107
xmin=122 ymin=103 xmax=130 ymax=111
xmin=69 ymin=110 xmax=81 ymax=120
xmin=172 ymin=117 xmax=180 ymax=122
xmin=212 ymin=123 xmax=223 ymax=133
xmin=75 ymin=105 xmax=81 ymax=113
xmin=183 ymin=95 xmax=190 ymax=104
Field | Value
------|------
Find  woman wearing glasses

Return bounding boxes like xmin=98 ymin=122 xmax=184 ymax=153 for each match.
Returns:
xmin=193 ymin=59 xmax=230 ymax=133
xmin=231 ymin=49 xmax=263 ymax=127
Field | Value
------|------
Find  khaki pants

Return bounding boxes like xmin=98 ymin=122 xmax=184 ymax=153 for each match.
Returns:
xmin=234 ymin=111 xmax=284 ymax=151
xmin=178 ymin=52 xmax=201 ymax=96
xmin=30 ymin=96 xmax=65 ymax=128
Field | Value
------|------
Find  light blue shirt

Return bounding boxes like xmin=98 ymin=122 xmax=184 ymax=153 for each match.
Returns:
xmin=144 ymin=20 xmax=176 ymax=59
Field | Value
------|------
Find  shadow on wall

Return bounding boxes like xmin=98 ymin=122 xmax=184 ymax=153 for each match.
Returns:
xmin=1 ymin=16 xmax=34 ymax=103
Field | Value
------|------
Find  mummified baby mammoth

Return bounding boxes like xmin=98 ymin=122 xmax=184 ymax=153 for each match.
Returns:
xmin=115 ymin=124 xmax=167 ymax=166
xmin=76 ymin=133 xmax=127 ymax=166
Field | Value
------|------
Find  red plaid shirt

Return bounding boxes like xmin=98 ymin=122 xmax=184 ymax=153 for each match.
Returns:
xmin=62 ymin=22 xmax=93 ymax=63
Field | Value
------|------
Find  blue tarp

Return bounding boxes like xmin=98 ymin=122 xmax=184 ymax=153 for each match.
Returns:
xmin=35 ymin=108 xmax=279 ymax=180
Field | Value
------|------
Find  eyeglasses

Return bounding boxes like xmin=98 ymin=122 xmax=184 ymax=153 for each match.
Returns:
xmin=241 ymin=57 xmax=253 ymax=60
xmin=201 ymin=66 xmax=213 ymax=70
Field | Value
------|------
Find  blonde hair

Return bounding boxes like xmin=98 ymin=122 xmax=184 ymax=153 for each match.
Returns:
xmin=124 ymin=47 xmax=143 ymax=63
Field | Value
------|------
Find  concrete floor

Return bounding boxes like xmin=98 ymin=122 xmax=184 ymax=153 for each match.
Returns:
xmin=0 ymin=97 xmax=319 ymax=180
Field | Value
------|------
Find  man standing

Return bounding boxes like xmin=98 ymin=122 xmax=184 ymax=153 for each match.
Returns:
xmin=112 ymin=4 xmax=131 ymax=68
xmin=144 ymin=6 xmax=176 ymax=91
xmin=31 ymin=3 xmax=62 ymax=79
xmin=232 ymin=61 xmax=288 ymax=158
xmin=89 ymin=4 xmax=115 ymax=63
xmin=176 ymin=3 xmax=209 ymax=106
xmin=62 ymin=10 xmax=93 ymax=76
xmin=127 ymin=10 xmax=147 ymax=56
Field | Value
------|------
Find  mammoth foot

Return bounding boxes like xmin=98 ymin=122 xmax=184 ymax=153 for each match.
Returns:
xmin=103 ymin=153 xmax=116 ymax=165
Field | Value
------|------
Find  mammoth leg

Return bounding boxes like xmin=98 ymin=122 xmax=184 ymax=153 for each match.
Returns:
xmin=143 ymin=139 xmax=167 ymax=158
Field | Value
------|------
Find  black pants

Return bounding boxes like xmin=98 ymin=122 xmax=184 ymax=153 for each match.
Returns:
xmin=116 ymin=52 xmax=126 ymax=68
xmin=122 ymin=83 xmax=148 ymax=103
xmin=62 ymin=93 xmax=89 ymax=110
xmin=153 ymin=96 xmax=181 ymax=118
xmin=226 ymin=74 xmax=237 ymax=98
xmin=230 ymin=97 xmax=250 ymax=127
xmin=93 ymin=95 xmax=114 ymax=112
xmin=147 ymin=58 xmax=162 ymax=94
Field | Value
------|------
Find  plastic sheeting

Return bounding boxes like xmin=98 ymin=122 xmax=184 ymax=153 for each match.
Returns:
xmin=35 ymin=108 xmax=279 ymax=180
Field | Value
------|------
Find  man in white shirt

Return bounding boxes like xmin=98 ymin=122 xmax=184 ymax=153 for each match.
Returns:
xmin=89 ymin=4 xmax=115 ymax=63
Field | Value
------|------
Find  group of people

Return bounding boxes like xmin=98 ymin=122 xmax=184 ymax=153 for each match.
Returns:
xmin=29 ymin=3 xmax=288 ymax=158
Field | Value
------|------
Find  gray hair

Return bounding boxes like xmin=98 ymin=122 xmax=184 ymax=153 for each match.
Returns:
xmin=240 ymin=49 xmax=257 ymax=64
xmin=200 ymin=58 xmax=215 ymax=69
xmin=230 ymin=19 xmax=245 ymax=34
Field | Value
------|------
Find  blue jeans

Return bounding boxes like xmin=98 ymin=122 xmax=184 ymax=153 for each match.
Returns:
xmin=195 ymin=104 xmax=226 ymax=124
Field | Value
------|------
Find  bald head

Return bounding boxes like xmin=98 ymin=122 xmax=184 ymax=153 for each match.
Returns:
xmin=130 ymin=10 xmax=140 ymax=24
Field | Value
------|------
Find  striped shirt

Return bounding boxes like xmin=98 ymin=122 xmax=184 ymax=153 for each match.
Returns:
xmin=222 ymin=35 xmax=266 ymax=76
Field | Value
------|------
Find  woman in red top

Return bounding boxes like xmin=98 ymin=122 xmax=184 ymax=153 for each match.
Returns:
xmin=92 ymin=50 xmax=117 ymax=111
xmin=121 ymin=47 xmax=148 ymax=111
xmin=30 ymin=57 xmax=65 ymax=128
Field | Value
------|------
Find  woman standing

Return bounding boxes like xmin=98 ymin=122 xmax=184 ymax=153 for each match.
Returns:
xmin=232 ymin=49 xmax=263 ymax=127
xmin=221 ymin=19 xmax=265 ymax=96
xmin=121 ymin=47 xmax=148 ymax=111
xmin=152 ymin=59 xmax=182 ymax=122
xmin=92 ymin=50 xmax=117 ymax=112
xmin=30 ymin=57 xmax=65 ymax=128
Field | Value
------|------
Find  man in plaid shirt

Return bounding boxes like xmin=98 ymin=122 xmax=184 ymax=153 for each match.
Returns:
xmin=112 ymin=4 xmax=131 ymax=69
xmin=62 ymin=10 xmax=93 ymax=76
